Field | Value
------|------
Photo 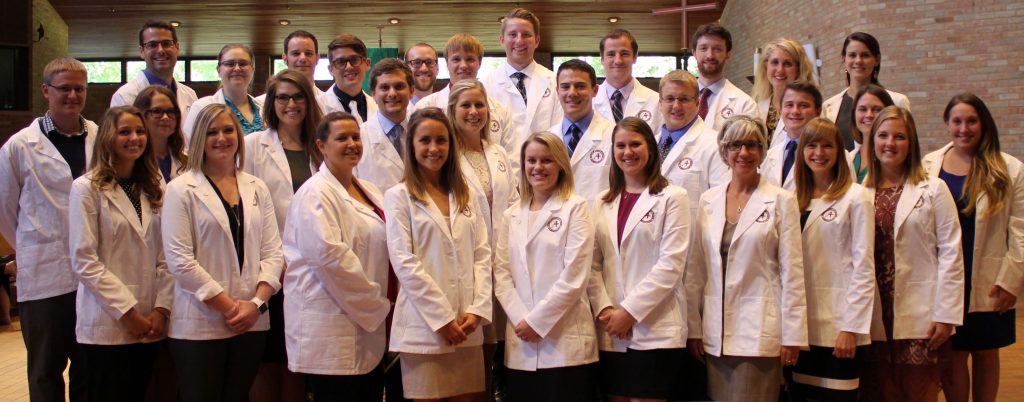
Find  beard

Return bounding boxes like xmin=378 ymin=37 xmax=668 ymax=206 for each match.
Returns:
xmin=698 ymin=59 xmax=723 ymax=77
xmin=415 ymin=77 xmax=436 ymax=92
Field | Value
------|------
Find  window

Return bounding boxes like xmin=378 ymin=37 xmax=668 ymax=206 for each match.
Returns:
xmin=477 ymin=56 xmax=507 ymax=79
xmin=272 ymin=58 xmax=335 ymax=81
xmin=685 ymin=55 xmax=699 ymax=78
xmin=82 ymin=61 xmax=122 ymax=84
xmin=553 ymin=55 xmax=679 ymax=79
xmin=189 ymin=60 xmax=220 ymax=82
xmin=553 ymin=56 xmax=605 ymax=77
xmin=126 ymin=60 xmax=185 ymax=82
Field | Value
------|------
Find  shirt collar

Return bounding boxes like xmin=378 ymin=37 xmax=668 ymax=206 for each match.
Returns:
xmin=334 ymin=86 xmax=366 ymax=104
xmin=660 ymin=115 xmax=698 ymax=144
xmin=698 ymin=77 xmax=726 ymax=94
xmin=42 ymin=111 xmax=87 ymax=137
xmin=377 ymin=112 xmax=406 ymax=134
xmin=562 ymin=111 xmax=595 ymax=136
xmin=143 ymin=69 xmax=177 ymax=93
xmin=605 ymin=78 xmax=635 ymax=101
xmin=503 ymin=60 xmax=538 ymax=78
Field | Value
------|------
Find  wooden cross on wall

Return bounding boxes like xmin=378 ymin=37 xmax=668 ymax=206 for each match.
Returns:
xmin=652 ymin=0 xmax=720 ymax=52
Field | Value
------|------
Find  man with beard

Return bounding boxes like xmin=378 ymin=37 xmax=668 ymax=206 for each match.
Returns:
xmin=594 ymin=29 xmax=662 ymax=133
xmin=405 ymin=43 xmax=440 ymax=105
xmin=111 ymin=21 xmax=198 ymax=116
xmin=691 ymin=23 xmax=757 ymax=132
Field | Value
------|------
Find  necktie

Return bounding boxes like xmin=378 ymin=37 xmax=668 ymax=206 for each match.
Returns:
xmin=659 ymin=135 xmax=674 ymax=162
xmin=782 ymin=140 xmax=797 ymax=183
xmin=387 ymin=124 xmax=404 ymax=159
xmin=611 ymin=90 xmax=624 ymax=123
xmin=511 ymin=72 xmax=528 ymax=106
xmin=567 ymin=124 xmax=582 ymax=157
xmin=698 ymin=87 xmax=712 ymax=120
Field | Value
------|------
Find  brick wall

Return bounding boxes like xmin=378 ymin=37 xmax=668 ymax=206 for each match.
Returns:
xmin=721 ymin=0 xmax=1024 ymax=159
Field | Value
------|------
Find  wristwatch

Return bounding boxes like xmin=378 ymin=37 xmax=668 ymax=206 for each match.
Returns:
xmin=250 ymin=297 xmax=268 ymax=315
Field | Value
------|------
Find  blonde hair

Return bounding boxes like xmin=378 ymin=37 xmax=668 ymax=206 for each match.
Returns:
xmin=658 ymin=69 xmax=698 ymax=95
xmin=864 ymin=106 xmax=926 ymax=188
xmin=519 ymin=132 xmax=574 ymax=205
xmin=186 ymin=104 xmax=245 ymax=172
xmin=793 ymin=118 xmax=852 ymax=211
xmin=502 ymin=8 xmax=540 ymax=36
xmin=89 ymin=106 xmax=163 ymax=207
xmin=717 ymin=115 xmax=767 ymax=165
xmin=448 ymin=79 xmax=492 ymax=146
xmin=444 ymin=33 xmax=484 ymax=59
xmin=43 ymin=57 xmax=88 ymax=84
xmin=944 ymin=93 xmax=1010 ymax=218
xmin=402 ymin=108 xmax=470 ymax=211
xmin=752 ymin=38 xmax=815 ymax=102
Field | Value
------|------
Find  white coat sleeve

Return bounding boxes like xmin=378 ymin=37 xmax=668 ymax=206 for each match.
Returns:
xmin=495 ymin=104 xmax=517 ymax=156
xmin=110 ymin=91 xmax=128 ymax=107
xmin=620 ymin=190 xmax=691 ymax=323
xmin=839 ymin=189 xmax=876 ymax=335
xmin=524 ymin=201 xmax=595 ymax=338
xmin=254 ymin=182 xmax=284 ymax=292
xmin=161 ymin=184 xmax=224 ymax=301
xmin=292 ymin=189 xmax=389 ymax=332
xmin=181 ymin=104 xmax=201 ymax=144
xmin=153 ymin=221 xmax=174 ymax=312
xmin=68 ymin=181 xmax=138 ymax=319
xmin=384 ymin=190 xmax=458 ymax=331
xmin=0 ymin=142 xmax=21 ymax=245
xmin=932 ymin=180 xmax=965 ymax=325
xmin=684 ymin=195 xmax=709 ymax=339
xmin=467 ymin=201 xmax=493 ymax=323
xmin=586 ymin=201 xmax=614 ymax=318
xmin=778 ymin=191 xmax=809 ymax=347
xmin=493 ymin=209 xmax=530 ymax=325
xmin=995 ymin=162 xmax=1024 ymax=298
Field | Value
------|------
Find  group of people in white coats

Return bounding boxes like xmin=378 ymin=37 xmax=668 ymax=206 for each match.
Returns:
xmin=2 ymin=6 xmax=1022 ymax=402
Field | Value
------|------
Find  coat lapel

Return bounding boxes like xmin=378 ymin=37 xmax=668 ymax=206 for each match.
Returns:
xmin=732 ymin=180 xmax=772 ymax=244
xmin=190 ymin=172 xmax=233 ymax=240
xmin=802 ymin=196 xmax=838 ymax=233
xmin=894 ymin=180 xmax=925 ymax=238
xmin=262 ymin=129 xmax=293 ymax=188
xmin=104 ymin=185 xmax=144 ymax=236
xmin=620 ymin=189 xmax=657 ymax=245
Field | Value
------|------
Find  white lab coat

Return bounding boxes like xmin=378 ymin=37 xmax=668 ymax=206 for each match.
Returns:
xmin=318 ymin=85 xmax=379 ymax=126
xmin=821 ymin=89 xmax=911 ymax=124
xmin=182 ymin=89 xmax=265 ymax=142
xmin=588 ymin=186 xmax=691 ymax=351
xmin=593 ymin=78 xmax=663 ymax=133
xmin=111 ymin=71 xmax=198 ymax=116
xmin=757 ymin=98 xmax=788 ymax=150
xmin=68 ymin=173 xmax=173 ymax=345
xmin=659 ymin=117 xmax=730 ymax=218
xmin=866 ymin=177 xmax=965 ymax=340
xmin=460 ymin=143 xmax=520 ymax=251
xmin=548 ymin=113 xmax=615 ymax=202
xmin=923 ymin=144 xmax=1024 ymax=312
xmin=483 ymin=62 xmax=563 ymax=150
xmin=686 ymin=177 xmax=808 ymax=357
xmin=384 ymin=185 xmax=492 ymax=354
xmin=283 ymin=166 xmax=391 ymax=375
xmin=161 ymin=171 xmax=284 ymax=340
xmin=701 ymin=79 xmax=759 ymax=133
xmin=242 ymin=128 xmax=317 ymax=234
xmin=801 ymin=184 xmax=876 ymax=347
xmin=0 ymin=118 xmax=97 ymax=302
xmin=353 ymin=113 xmax=406 ymax=193
xmin=415 ymin=86 xmax=519 ymax=156
xmin=493 ymin=195 xmax=598 ymax=371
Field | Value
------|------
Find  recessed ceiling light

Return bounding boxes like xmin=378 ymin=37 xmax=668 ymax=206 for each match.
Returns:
xmin=608 ymin=17 xmax=619 ymax=23
xmin=169 ymin=21 xmax=181 ymax=27
xmin=278 ymin=19 xmax=290 ymax=26
xmin=388 ymin=18 xmax=400 ymax=25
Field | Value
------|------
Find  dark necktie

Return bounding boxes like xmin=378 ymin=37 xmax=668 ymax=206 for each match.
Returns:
xmin=611 ymin=90 xmax=624 ymax=123
xmin=567 ymin=124 xmax=582 ymax=157
xmin=782 ymin=140 xmax=797 ymax=183
xmin=386 ymin=124 xmax=404 ymax=159
xmin=659 ymin=135 xmax=674 ymax=162
xmin=698 ymin=87 xmax=712 ymax=120
xmin=511 ymin=72 xmax=528 ymax=105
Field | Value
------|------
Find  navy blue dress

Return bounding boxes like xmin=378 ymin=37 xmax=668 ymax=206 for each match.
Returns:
xmin=940 ymin=169 xmax=1016 ymax=351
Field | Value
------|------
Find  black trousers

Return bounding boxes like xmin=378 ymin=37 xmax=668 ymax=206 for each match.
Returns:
xmin=306 ymin=360 xmax=385 ymax=402
xmin=20 ymin=291 xmax=86 ymax=402
xmin=79 ymin=342 xmax=160 ymax=402
xmin=168 ymin=331 xmax=267 ymax=402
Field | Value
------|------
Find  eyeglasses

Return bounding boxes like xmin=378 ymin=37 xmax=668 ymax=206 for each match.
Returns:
xmin=408 ymin=59 xmax=437 ymax=68
xmin=331 ymin=56 xmax=365 ymax=69
xmin=145 ymin=108 xmax=179 ymax=119
xmin=661 ymin=96 xmax=696 ymax=105
xmin=219 ymin=60 xmax=252 ymax=69
xmin=45 ymin=83 xmax=87 ymax=95
xmin=274 ymin=93 xmax=307 ymax=104
xmin=142 ymin=40 xmax=177 ymax=50
xmin=726 ymin=141 xmax=763 ymax=152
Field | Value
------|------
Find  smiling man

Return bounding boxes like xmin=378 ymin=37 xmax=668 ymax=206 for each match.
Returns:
xmin=593 ymin=29 xmax=662 ymax=133
xmin=483 ymin=7 xmax=562 ymax=153
xmin=111 ymin=20 xmax=198 ymax=115
xmin=405 ymin=43 xmax=440 ymax=105
xmin=256 ymin=30 xmax=325 ymax=105
xmin=691 ymin=23 xmax=758 ymax=132
xmin=320 ymin=34 xmax=377 ymax=125
xmin=761 ymin=81 xmax=824 ymax=190
xmin=549 ymin=59 xmax=614 ymax=201
xmin=353 ymin=58 xmax=414 ymax=193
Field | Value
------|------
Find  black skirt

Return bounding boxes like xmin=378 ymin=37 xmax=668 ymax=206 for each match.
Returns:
xmin=784 ymin=345 xmax=862 ymax=402
xmin=599 ymin=348 xmax=686 ymax=399
xmin=262 ymin=291 xmax=287 ymax=362
xmin=505 ymin=363 xmax=598 ymax=402
xmin=952 ymin=309 xmax=1016 ymax=351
